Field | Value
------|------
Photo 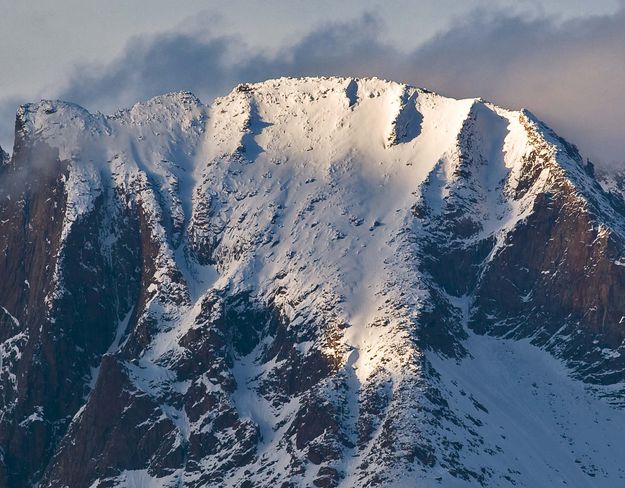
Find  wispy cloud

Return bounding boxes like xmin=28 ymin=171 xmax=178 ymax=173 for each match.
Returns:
xmin=404 ymin=7 xmax=625 ymax=166
xmin=2 ymin=7 xmax=623 ymax=165
xmin=57 ymin=14 xmax=396 ymax=109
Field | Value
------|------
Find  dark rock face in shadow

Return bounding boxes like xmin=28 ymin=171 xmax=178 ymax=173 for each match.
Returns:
xmin=0 ymin=134 xmax=142 ymax=485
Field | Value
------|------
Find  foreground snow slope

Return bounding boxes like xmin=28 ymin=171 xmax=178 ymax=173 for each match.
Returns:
xmin=1 ymin=77 xmax=625 ymax=487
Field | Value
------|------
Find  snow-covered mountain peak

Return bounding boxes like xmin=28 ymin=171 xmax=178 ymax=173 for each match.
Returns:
xmin=213 ymin=76 xmax=476 ymax=160
xmin=193 ymin=78 xmax=498 ymax=318
xmin=8 ymin=76 xmax=598 ymax=340
xmin=116 ymin=91 xmax=205 ymax=129
xmin=15 ymin=99 xmax=101 ymax=144
xmin=3 ymin=77 xmax=625 ymax=487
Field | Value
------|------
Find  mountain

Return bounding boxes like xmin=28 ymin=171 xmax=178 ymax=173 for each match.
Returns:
xmin=1 ymin=77 xmax=625 ymax=487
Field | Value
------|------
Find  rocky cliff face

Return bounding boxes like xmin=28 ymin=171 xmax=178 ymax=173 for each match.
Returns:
xmin=1 ymin=77 xmax=625 ymax=487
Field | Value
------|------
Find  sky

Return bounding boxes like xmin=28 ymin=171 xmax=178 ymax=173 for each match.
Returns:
xmin=1 ymin=1 xmax=623 ymax=166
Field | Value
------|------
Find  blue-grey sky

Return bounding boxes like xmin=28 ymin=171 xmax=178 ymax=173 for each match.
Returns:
xmin=1 ymin=1 xmax=624 ymax=165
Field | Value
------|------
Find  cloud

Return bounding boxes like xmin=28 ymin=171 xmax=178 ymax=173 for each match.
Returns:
xmin=58 ymin=31 xmax=239 ymax=111
xmin=0 ymin=96 xmax=24 ymax=153
xmin=2 ymin=7 xmax=624 ymax=166
xmin=404 ymin=7 xmax=625 ymax=166
xmin=58 ymin=14 xmax=399 ymax=109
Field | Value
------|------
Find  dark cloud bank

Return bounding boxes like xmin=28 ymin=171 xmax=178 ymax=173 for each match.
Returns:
xmin=2 ymin=7 xmax=624 ymax=165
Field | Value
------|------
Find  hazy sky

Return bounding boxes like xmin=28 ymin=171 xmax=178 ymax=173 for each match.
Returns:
xmin=1 ymin=1 xmax=623 ymax=165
